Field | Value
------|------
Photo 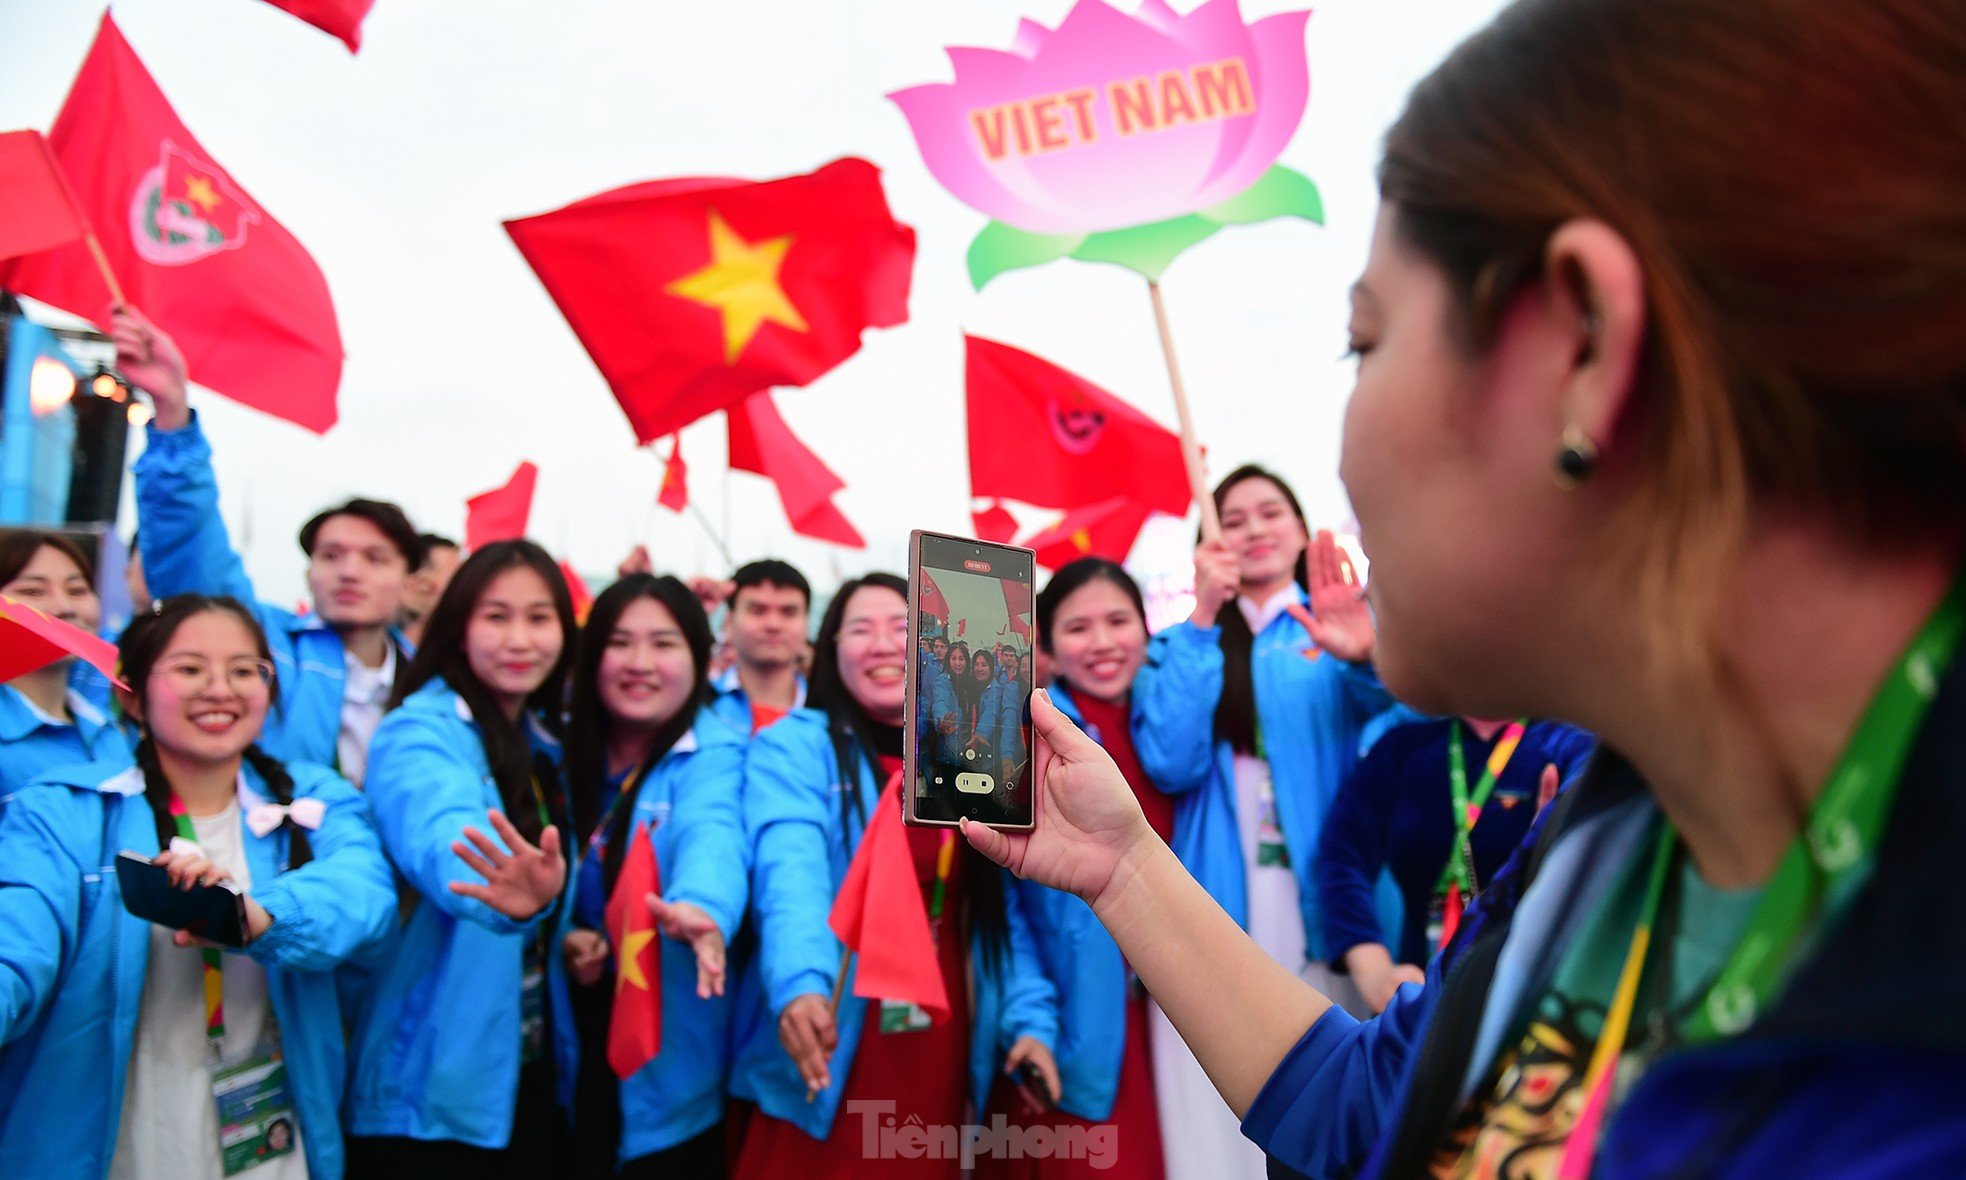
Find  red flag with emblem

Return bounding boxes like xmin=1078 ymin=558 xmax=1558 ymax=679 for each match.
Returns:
xmin=258 ymin=0 xmax=374 ymax=52
xmin=971 ymin=501 xmax=1018 ymax=544
xmin=828 ymin=778 xmax=949 ymax=1021
xmin=0 ymin=131 xmax=87 ymax=263
xmin=465 ymin=461 xmax=537 ymax=550
xmin=919 ymin=572 xmax=950 ymax=626
xmin=965 ymin=336 xmax=1189 ymax=517
xmin=504 ymin=158 xmax=914 ymax=444
xmin=727 ymin=393 xmax=864 ymax=548
xmin=657 ymin=434 xmax=688 ymax=512
xmin=1021 ymin=496 xmax=1154 ymax=572
xmin=0 ymin=15 xmax=343 ymax=433
xmin=606 ymin=823 xmax=663 ymax=1078
xmin=0 ymin=594 xmax=126 ymax=687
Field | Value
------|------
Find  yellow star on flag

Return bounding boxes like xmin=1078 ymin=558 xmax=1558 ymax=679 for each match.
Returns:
xmin=616 ymin=928 xmax=656 ymax=992
xmin=184 ymin=174 xmax=220 ymax=213
xmin=664 ymin=210 xmax=809 ymax=364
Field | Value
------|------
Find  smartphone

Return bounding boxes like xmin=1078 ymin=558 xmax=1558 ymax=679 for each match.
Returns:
xmin=904 ymin=530 xmax=1037 ymax=831
xmin=115 ymin=850 xmax=250 ymax=948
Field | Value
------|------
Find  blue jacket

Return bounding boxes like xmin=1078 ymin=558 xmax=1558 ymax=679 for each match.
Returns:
xmin=553 ymin=709 xmax=749 ymax=1162
xmin=729 ymin=708 xmax=1060 ymax=1139
xmin=0 ymin=757 xmax=395 ymax=1180
xmin=1243 ymin=640 xmax=1966 ymax=1177
xmin=973 ymin=678 xmax=1022 ymax=766
xmin=1018 ymin=679 xmax=1217 ymax=1121
xmin=0 ymin=684 xmax=130 ymax=814
xmin=1158 ymin=593 xmax=1411 ymax=959
xmin=346 ymin=678 xmax=572 ymax=1147
xmin=133 ymin=413 xmax=407 ymax=769
xmin=709 ymin=667 xmax=806 ymax=737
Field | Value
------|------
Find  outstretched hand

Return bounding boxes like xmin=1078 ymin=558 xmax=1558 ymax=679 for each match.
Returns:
xmin=1302 ymin=530 xmax=1375 ymax=663
xmin=108 ymin=304 xmax=189 ymax=429
xmin=648 ymin=896 xmax=727 ymax=998
xmin=449 ymin=810 xmax=566 ymax=920
xmin=960 ymin=689 xmax=1156 ymax=909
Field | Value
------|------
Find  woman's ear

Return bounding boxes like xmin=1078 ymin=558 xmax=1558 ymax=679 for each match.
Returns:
xmin=1543 ymin=219 xmax=1648 ymax=463
xmin=115 ymin=686 xmax=142 ymax=727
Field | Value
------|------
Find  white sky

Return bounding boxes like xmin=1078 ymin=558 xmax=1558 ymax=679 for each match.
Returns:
xmin=1 ymin=0 xmax=1503 ymax=607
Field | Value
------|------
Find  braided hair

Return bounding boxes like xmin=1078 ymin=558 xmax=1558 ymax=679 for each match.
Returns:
xmin=118 ymin=595 xmax=313 ymax=868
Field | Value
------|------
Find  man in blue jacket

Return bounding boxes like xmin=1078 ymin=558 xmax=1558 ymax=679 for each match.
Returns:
xmin=708 ymin=559 xmax=811 ymax=735
xmin=111 ymin=306 xmax=418 ymax=785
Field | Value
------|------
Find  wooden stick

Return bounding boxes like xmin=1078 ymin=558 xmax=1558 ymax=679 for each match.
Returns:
xmin=804 ymin=945 xmax=853 ymax=1103
xmin=82 ymin=230 xmax=125 ymax=310
xmin=1146 ymin=279 xmax=1221 ymax=543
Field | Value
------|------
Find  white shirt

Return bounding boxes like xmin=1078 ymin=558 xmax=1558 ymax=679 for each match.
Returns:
xmin=336 ymin=643 xmax=395 ymax=788
xmin=112 ymin=800 xmax=308 ymax=1180
xmin=1237 ymin=582 xmax=1304 ymax=636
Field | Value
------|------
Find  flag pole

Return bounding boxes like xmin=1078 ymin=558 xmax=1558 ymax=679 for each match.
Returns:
xmin=1145 ymin=279 xmax=1221 ymax=543
xmin=83 ymin=231 xmax=126 ymax=309
xmin=805 ymin=945 xmax=853 ymax=1104
xmin=688 ymin=502 xmax=736 ymax=568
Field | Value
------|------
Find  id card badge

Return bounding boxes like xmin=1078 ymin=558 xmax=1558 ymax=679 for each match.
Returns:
xmin=520 ymin=962 xmax=547 ymax=1063
xmin=1255 ymin=768 xmax=1291 ymax=869
xmin=211 ymin=1045 xmax=298 ymax=1176
xmin=878 ymin=999 xmax=933 ymax=1034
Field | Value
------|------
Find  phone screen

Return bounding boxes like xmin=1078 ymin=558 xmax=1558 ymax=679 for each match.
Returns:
xmin=907 ymin=531 xmax=1037 ymax=829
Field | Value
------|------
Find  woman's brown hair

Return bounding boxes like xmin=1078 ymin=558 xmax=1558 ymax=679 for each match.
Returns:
xmin=1380 ymin=0 xmax=1966 ymax=670
xmin=0 ymin=529 xmax=97 ymax=589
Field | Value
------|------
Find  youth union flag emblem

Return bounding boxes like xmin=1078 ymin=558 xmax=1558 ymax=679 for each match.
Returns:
xmin=128 ymin=140 xmax=261 ymax=266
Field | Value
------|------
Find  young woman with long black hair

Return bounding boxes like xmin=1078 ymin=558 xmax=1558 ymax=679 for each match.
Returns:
xmin=558 ymin=574 xmax=747 ymax=1178
xmin=344 ymin=540 xmax=576 ymax=1175
xmin=0 ymin=594 xmax=395 ymax=1178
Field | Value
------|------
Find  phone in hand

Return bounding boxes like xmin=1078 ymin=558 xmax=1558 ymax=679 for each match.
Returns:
xmin=115 ymin=850 xmax=249 ymax=948
xmin=904 ymin=530 xmax=1036 ymax=831
xmin=1015 ymin=1060 xmax=1057 ymax=1111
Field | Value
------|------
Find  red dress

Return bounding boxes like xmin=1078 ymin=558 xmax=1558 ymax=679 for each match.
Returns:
xmin=734 ymin=755 xmax=973 ymax=1178
xmin=973 ymin=692 xmax=1169 ymax=1180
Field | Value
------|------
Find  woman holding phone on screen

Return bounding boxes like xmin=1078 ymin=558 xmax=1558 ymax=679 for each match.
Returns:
xmin=0 ymin=594 xmax=395 ymax=1179
xmin=962 ymin=0 xmax=1966 ymax=1174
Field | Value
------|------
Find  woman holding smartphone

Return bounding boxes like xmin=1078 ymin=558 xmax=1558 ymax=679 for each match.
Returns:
xmin=730 ymin=573 xmax=1060 ymax=1178
xmin=964 ymin=0 xmax=1966 ymax=1173
xmin=0 ymin=594 xmax=396 ymax=1179
xmin=557 ymin=574 xmax=747 ymax=1178
xmin=0 ymin=530 xmax=130 ymax=805
xmin=345 ymin=541 xmax=576 ymax=1174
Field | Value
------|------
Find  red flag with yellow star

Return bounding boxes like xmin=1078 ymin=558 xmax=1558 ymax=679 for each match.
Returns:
xmin=606 ymin=822 xmax=662 ymax=1079
xmin=1021 ymin=496 xmax=1155 ymax=572
xmin=503 ymin=158 xmax=915 ymax=444
xmin=0 ymin=15 xmax=343 ymax=433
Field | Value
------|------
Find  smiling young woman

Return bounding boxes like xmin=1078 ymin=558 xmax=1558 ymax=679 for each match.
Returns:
xmin=963 ymin=0 xmax=1966 ymax=1176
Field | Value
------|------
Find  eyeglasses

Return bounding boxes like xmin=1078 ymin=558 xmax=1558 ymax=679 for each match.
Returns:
xmin=153 ymin=657 xmax=276 ymax=695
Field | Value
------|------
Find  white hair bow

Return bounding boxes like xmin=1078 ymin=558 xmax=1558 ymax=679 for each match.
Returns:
xmin=246 ymin=797 xmax=327 ymax=839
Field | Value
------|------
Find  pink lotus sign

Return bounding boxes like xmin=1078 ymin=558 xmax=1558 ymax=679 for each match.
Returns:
xmin=890 ymin=0 xmax=1322 ymax=286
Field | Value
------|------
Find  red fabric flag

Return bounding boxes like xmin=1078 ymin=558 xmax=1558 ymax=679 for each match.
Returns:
xmin=726 ymin=394 xmax=864 ymax=548
xmin=827 ymin=778 xmax=949 ymax=1022
xmin=605 ymin=822 xmax=663 ymax=1078
xmin=465 ymin=461 xmax=538 ymax=550
xmin=965 ymin=336 xmax=1190 ymax=517
xmin=258 ymin=0 xmax=374 ymax=52
xmin=0 ymin=16 xmax=343 ymax=433
xmin=1021 ymin=497 xmax=1154 ymax=572
xmin=503 ymin=157 xmax=915 ymax=444
xmin=0 ymin=594 xmax=126 ymax=687
xmin=657 ymin=434 xmax=689 ymax=512
xmin=558 ymin=559 xmax=594 ymax=625
xmin=919 ymin=572 xmax=950 ymax=625
xmin=971 ymin=501 xmax=1018 ymax=544
xmin=0 ymin=131 xmax=87 ymax=262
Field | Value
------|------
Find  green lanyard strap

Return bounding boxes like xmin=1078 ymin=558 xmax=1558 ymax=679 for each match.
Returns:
xmin=1437 ymin=720 xmax=1527 ymax=896
xmin=166 ymin=795 xmax=227 ymax=1055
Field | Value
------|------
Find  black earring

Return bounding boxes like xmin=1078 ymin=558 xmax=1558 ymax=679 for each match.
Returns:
xmin=1555 ymin=426 xmax=1598 ymax=484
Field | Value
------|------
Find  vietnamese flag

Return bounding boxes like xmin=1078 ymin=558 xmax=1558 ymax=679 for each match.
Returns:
xmin=0 ymin=131 xmax=87 ymax=263
xmin=0 ymin=16 xmax=343 ymax=433
xmin=503 ymin=157 xmax=915 ymax=444
xmin=1021 ymin=496 xmax=1154 ymax=572
xmin=657 ymin=434 xmax=688 ymax=513
xmin=0 ymin=594 xmax=125 ymax=687
xmin=465 ymin=461 xmax=537 ymax=550
xmin=727 ymin=393 xmax=865 ymax=548
xmin=606 ymin=823 xmax=663 ymax=1078
xmin=258 ymin=0 xmax=374 ymax=52
xmin=966 ymin=336 xmax=1190 ymax=517
xmin=972 ymin=501 xmax=1018 ymax=544
xmin=827 ymin=777 xmax=949 ymax=1022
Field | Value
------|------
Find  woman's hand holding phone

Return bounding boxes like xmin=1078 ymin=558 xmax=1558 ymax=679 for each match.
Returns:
xmin=150 ymin=847 xmax=272 ymax=947
xmin=960 ymin=690 xmax=1156 ymax=910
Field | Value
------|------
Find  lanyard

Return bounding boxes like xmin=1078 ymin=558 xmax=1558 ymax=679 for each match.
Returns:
xmin=1557 ymin=568 xmax=1966 ymax=1177
xmin=1438 ymin=721 xmax=1527 ymax=896
xmin=927 ymin=829 xmax=956 ymax=940
xmin=585 ymin=749 xmax=657 ymax=864
xmin=166 ymin=795 xmax=226 ymax=1057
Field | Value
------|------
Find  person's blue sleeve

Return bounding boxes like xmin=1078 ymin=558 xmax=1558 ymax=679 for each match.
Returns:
xmin=0 ymin=787 xmax=87 ymax=1042
xmin=996 ymin=876 xmax=1061 ymax=1051
xmin=363 ymin=713 xmax=545 ymax=936
xmin=131 ymin=413 xmax=258 ymax=604
xmin=747 ymin=723 xmax=840 ymax=1015
xmin=1241 ymin=964 xmax=1439 ymax=1175
xmin=1316 ymin=736 xmax=1403 ymax=967
xmin=664 ymin=742 xmax=749 ymax=940
xmin=246 ymin=765 xmax=396 ymax=973
xmin=1133 ymin=622 xmax=1223 ymax=796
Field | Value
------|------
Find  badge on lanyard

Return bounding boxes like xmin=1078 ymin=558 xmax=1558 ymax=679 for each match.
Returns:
xmin=880 ymin=831 xmax=955 ymax=1034
xmin=1253 ymin=762 xmax=1290 ymax=868
xmin=212 ymin=1045 xmax=299 ymax=1175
